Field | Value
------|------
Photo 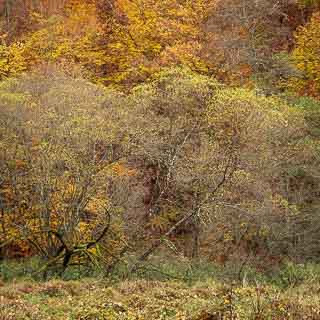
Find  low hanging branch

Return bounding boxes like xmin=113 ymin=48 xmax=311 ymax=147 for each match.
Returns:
xmin=38 ymin=209 xmax=112 ymax=274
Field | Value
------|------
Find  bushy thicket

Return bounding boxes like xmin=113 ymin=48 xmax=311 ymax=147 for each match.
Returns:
xmin=0 ymin=67 xmax=320 ymax=276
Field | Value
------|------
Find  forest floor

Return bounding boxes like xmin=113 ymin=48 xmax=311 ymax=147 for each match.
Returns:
xmin=1 ymin=276 xmax=320 ymax=319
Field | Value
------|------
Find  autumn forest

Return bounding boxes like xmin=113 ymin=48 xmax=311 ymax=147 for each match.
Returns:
xmin=1 ymin=1 xmax=320 ymax=319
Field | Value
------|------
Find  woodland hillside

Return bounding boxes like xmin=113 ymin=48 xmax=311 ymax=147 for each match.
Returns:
xmin=1 ymin=2 xmax=320 ymax=318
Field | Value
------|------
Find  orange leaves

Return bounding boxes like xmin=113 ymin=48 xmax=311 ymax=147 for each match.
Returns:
xmin=13 ymin=160 xmax=26 ymax=171
xmin=111 ymin=163 xmax=136 ymax=177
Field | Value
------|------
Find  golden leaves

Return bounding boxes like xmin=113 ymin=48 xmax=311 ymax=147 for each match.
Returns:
xmin=290 ymin=12 xmax=320 ymax=97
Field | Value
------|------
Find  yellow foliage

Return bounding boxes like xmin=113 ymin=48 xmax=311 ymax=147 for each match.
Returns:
xmin=290 ymin=12 xmax=320 ymax=97
xmin=0 ymin=43 xmax=28 ymax=79
xmin=0 ymin=0 xmax=216 ymax=86
xmin=0 ymin=1 xmax=104 ymax=81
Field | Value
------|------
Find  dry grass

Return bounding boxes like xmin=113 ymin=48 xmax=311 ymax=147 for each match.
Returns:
xmin=1 ymin=278 xmax=320 ymax=319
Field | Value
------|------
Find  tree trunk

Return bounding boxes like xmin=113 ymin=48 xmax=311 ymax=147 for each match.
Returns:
xmin=191 ymin=219 xmax=200 ymax=259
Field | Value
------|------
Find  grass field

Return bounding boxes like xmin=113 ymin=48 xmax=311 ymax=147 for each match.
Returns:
xmin=1 ymin=275 xmax=320 ymax=319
